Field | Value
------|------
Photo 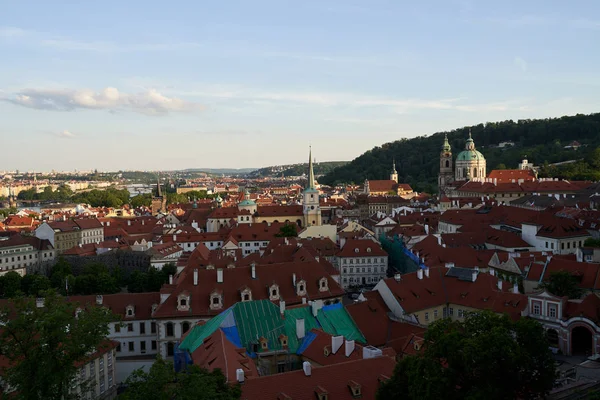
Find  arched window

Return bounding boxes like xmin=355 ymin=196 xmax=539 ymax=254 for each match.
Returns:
xmin=167 ymin=342 xmax=175 ymax=357
xmin=182 ymin=321 xmax=191 ymax=334
xmin=445 ymin=160 xmax=450 ymax=168
xmin=166 ymin=322 xmax=174 ymax=337
xmin=473 ymin=168 xmax=478 ymax=178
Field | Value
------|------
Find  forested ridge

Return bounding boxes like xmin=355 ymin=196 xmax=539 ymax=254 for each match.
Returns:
xmin=321 ymin=113 xmax=600 ymax=192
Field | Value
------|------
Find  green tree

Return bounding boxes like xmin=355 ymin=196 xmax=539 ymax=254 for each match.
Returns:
xmin=119 ymin=357 xmax=241 ymax=400
xmin=584 ymin=238 xmax=600 ymax=248
xmin=21 ymin=274 xmax=51 ymax=297
xmin=377 ymin=311 xmax=556 ymax=400
xmin=0 ymin=291 xmax=114 ymax=400
xmin=130 ymin=194 xmax=152 ymax=208
xmin=541 ymin=270 xmax=583 ymax=299
xmin=0 ymin=271 xmax=23 ymax=298
xmin=275 ymin=223 xmax=298 ymax=237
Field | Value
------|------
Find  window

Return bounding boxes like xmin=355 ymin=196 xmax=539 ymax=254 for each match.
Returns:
xmin=212 ymin=297 xmax=220 ymax=305
xmin=548 ymin=304 xmax=557 ymax=318
xmin=182 ymin=322 xmax=191 ymax=333
xmin=449 ymin=308 xmax=454 ymax=316
xmin=100 ymin=378 xmax=106 ymax=394
xmin=99 ymin=358 xmax=104 ymax=372
xmin=151 ymin=322 xmax=156 ymax=334
xmin=434 ymin=310 xmax=438 ymax=319
xmin=545 ymin=242 xmax=548 ymax=249
xmin=127 ymin=323 xmax=133 ymax=332
xmin=179 ymin=298 xmax=187 ymax=307
xmin=141 ymin=341 xmax=146 ymax=352
xmin=533 ymin=303 xmax=540 ymax=315
xmin=424 ymin=312 xmax=429 ymax=321
xmin=166 ymin=323 xmax=174 ymax=337
xmin=152 ymin=340 xmax=157 ymax=350
xmin=139 ymin=322 xmax=145 ymax=334
xmin=128 ymin=342 xmax=134 ymax=351
xmin=107 ymin=352 xmax=112 ymax=367
xmin=551 ymin=243 xmax=554 ymax=249
xmin=115 ymin=324 xmax=121 ymax=333
xmin=458 ymin=309 xmax=463 ymax=318
xmin=108 ymin=375 xmax=113 ymax=388
xmin=116 ymin=343 xmax=121 ymax=352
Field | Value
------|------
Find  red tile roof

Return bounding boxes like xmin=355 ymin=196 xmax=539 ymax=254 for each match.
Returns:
xmin=337 ymin=239 xmax=387 ymax=258
xmin=68 ymin=292 xmax=160 ymax=320
xmin=240 ymin=356 xmax=396 ymax=400
xmin=487 ymin=169 xmax=537 ymax=183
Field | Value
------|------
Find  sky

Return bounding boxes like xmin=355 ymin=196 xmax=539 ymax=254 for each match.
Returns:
xmin=1 ymin=0 xmax=599 ymax=172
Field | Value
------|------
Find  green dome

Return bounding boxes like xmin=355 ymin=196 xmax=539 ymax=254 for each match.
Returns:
xmin=239 ymin=199 xmax=256 ymax=206
xmin=456 ymin=149 xmax=485 ymax=161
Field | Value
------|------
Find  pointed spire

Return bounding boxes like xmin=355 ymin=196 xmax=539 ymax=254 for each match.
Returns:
xmin=308 ymin=146 xmax=315 ymax=190
xmin=392 ymin=158 xmax=397 ymax=174
xmin=156 ymin=175 xmax=162 ymax=197
xmin=442 ymin=133 xmax=451 ymax=152
xmin=469 ymin=128 xmax=472 ymax=139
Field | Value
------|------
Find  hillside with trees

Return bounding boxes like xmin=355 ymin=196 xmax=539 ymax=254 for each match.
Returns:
xmin=321 ymin=113 xmax=600 ymax=193
xmin=248 ymin=161 xmax=348 ymax=178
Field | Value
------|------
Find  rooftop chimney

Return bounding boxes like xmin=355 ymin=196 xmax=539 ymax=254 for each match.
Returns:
xmin=303 ymin=361 xmax=312 ymax=377
xmin=236 ymin=369 xmax=245 ymax=384
xmin=497 ymin=280 xmax=502 ymax=291
xmin=417 ymin=269 xmax=424 ymax=280
xmin=394 ymin=273 xmax=401 ymax=282
xmin=251 ymin=263 xmax=256 ymax=279
xmin=345 ymin=340 xmax=355 ymax=357
xmin=279 ymin=300 xmax=286 ymax=315
xmin=296 ymin=319 xmax=305 ymax=339
xmin=216 ymin=268 xmax=223 ymax=284
xmin=332 ymin=335 xmax=343 ymax=354
xmin=424 ymin=267 xmax=430 ymax=278
xmin=490 ymin=269 xmax=495 ymax=277
xmin=96 ymin=295 xmax=103 ymax=305
xmin=471 ymin=271 xmax=478 ymax=282
xmin=292 ymin=273 xmax=297 ymax=286
xmin=512 ymin=283 xmax=519 ymax=294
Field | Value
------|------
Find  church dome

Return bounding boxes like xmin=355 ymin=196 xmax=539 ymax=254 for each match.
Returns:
xmin=456 ymin=149 xmax=485 ymax=162
xmin=238 ymin=190 xmax=256 ymax=206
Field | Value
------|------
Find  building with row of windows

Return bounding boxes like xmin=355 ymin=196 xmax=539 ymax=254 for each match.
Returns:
xmin=0 ymin=235 xmax=55 ymax=275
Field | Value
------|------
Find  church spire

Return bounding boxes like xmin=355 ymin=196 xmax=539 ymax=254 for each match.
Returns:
xmin=307 ymin=146 xmax=315 ymax=190
xmin=156 ymin=176 xmax=162 ymax=197
xmin=392 ymin=158 xmax=397 ymax=174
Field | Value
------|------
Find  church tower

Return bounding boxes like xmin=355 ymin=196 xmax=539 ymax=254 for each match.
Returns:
xmin=390 ymin=159 xmax=398 ymax=183
xmin=303 ymin=147 xmax=321 ymax=227
xmin=438 ymin=134 xmax=453 ymax=193
xmin=151 ymin=176 xmax=167 ymax=215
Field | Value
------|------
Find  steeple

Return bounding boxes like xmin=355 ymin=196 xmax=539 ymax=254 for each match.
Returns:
xmin=390 ymin=158 xmax=398 ymax=183
xmin=307 ymin=146 xmax=316 ymax=190
xmin=442 ymin=134 xmax=451 ymax=153
xmin=465 ymin=128 xmax=475 ymax=150
xmin=156 ymin=176 xmax=162 ymax=197
xmin=392 ymin=158 xmax=397 ymax=174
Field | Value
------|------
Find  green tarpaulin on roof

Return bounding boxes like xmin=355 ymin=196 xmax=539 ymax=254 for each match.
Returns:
xmin=316 ymin=306 xmax=366 ymax=343
xmin=179 ymin=308 xmax=232 ymax=352
xmin=283 ymin=306 xmax=321 ymax=352
xmin=233 ymin=300 xmax=286 ymax=353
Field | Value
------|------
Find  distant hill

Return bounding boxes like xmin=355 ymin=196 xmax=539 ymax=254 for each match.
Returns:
xmin=248 ymin=161 xmax=349 ymax=178
xmin=184 ymin=168 xmax=257 ymax=175
xmin=321 ymin=113 xmax=600 ymax=192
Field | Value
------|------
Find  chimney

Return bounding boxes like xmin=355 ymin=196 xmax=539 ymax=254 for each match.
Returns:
xmin=311 ymin=301 xmax=320 ymax=317
xmin=345 ymin=340 xmax=355 ymax=357
xmin=424 ymin=267 xmax=430 ymax=278
xmin=216 ymin=268 xmax=223 ymax=283
xmin=512 ymin=283 xmax=519 ymax=294
xmin=425 ymin=224 xmax=429 ymax=234
xmin=292 ymin=273 xmax=296 ymax=286
xmin=332 ymin=336 xmax=344 ymax=354
xmin=417 ymin=269 xmax=424 ymax=280
xmin=106 ymin=221 xmax=110 ymax=227
xmin=436 ymin=235 xmax=442 ymax=245
xmin=296 ymin=319 xmax=305 ymax=339
xmin=127 ymin=220 xmax=131 ymax=226
xmin=471 ymin=271 xmax=477 ymax=282
xmin=173 ymin=234 xmax=177 ymax=242
xmin=251 ymin=263 xmax=256 ymax=279
xmin=394 ymin=273 xmax=401 ymax=282
xmin=236 ymin=369 xmax=245 ymax=384
xmin=302 ymin=297 xmax=307 ymax=304
xmin=490 ymin=269 xmax=495 ymax=277
xmin=36 ymin=297 xmax=44 ymax=308
xmin=96 ymin=295 xmax=103 ymax=305
xmin=142 ymin=219 xmax=145 ymax=225
xmin=497 ymin=280 xmax=502 ymax=291
xmin=169 ymin=275 xmax=173 ymax=285
xmin=192 ymin=269 xmax=198 ymax=285
xmin=279 ymin=300 xmax=286 ymax=315
xmin=302 ymin=361 xmax=312 ymax=377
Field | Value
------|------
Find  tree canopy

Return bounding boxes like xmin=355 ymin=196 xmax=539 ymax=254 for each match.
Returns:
xmin=275 ymin=223 xmax=298 ymax=237
xmin=321 ymin=113 xmax=600 ymax=191
xmin=540 ymin=270 xmax=583 ymax=299
xmin=119 ymin=357 xmax=241 ymax=400
xmin=377 ymin=311 xmax=556 ymax=400
xmin=0 ymin=291 xmax=114 ymax=400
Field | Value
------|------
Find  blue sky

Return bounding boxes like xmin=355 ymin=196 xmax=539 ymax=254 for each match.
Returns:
xmin=1 ymin=0 xmax=599 ymax=171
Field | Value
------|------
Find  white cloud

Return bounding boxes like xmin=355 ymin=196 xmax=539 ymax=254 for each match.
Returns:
xmin=56 ymin=130 xmax=76 ymax=139
xmin=514 ymin=56 xmax=528 ymax=72
xmin=3 ymin=87 xmax=203 ymax=115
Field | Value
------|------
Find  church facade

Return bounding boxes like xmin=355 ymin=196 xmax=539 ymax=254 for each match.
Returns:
xmin=438 ymin=131 xmax=487 ymax=194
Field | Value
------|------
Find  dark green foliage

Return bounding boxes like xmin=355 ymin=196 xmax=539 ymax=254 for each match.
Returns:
xmin=0 ymin=291 xmax=114 ymax=400
xmin=275 ymin=223 xmax=298 ymax=237
xmin=250 ymin=161 xmax=348 ymax=178
xmin=541 ymin=270 xmax=583 ymax=299
xmin=0 ymin=271 xmax=23 ymax=298
xmin=20 ymin=274 xmax=51 ymax=297
xmin=18 ymin=185 xmax=131 ymax=208
xmin=322 ymin=113 xmax=600 ymax=190
xmin=584 ymin=238 xmax=600 ymax=248
xmin=119 ymin=357 xmax=241 ymax=400
xmin=127 ymin=264 xmax=176 ymax=293
xmin=377 ymin=311 xmax=556 ymax=400
xmin=130 ymin=194 xmax=152 ymax=208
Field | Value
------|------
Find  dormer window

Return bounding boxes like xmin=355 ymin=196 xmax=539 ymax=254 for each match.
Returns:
xmin=354 ymin=248 xmax=359 ymax=253
xmin=279 ymin=334 xmax=288 ymax=348
xmin=296 ymin=280 xmax=307 ymax=296
xmin=177 ymin=293 xmax=190 ymax=311
xmin=210 ymin=291 xmax=223 ymax=310
xmin=241 ymin=288 xmax=252 ymax=302
xmin=315 ymin=386 xmax=328 ymax=400
xmin=151 ymin=304 xmax=158 ymax=314
xmin=367 ymin=247 xmax=372 ymax=253
xmin=125 ymin=305 xmax=135 ymax=318
xmin=259 ymin=337 xmax=268 ymax=351
xmin=269 ymin=284 xmax=280 ymax=301
xmin=348 ymin=381 xmax=361 ymax=398
xmin=319 ymin=277 xmax=328 ymax=293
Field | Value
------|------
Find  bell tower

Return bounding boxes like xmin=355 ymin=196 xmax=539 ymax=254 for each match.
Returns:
xmin=303 ymin=146 xmax=321 ymax=227
xmin=390 ymin=159 xmax=398 ymax=183
xmin=438 ymin=134 xmax=453 ymax=194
